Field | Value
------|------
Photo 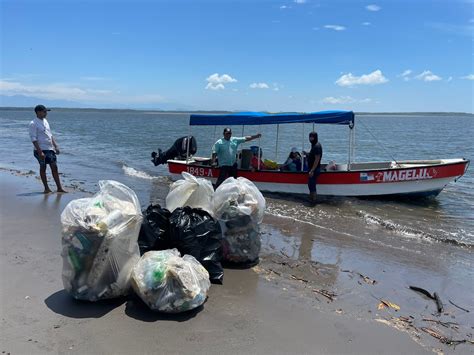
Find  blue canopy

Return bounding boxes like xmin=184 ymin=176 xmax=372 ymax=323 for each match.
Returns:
xmin=190 ymin=110 xmax=354 ymax=126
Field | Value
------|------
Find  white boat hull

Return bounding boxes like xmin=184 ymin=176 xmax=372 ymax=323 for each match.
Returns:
xmin=168 ymin=158 xmax=469 ymax=198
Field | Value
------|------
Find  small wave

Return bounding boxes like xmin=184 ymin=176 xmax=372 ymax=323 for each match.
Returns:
xmin=0 ymin=166 xmax=36 ymax=176
xmin=266 ymin=205 xmax=357 ymax=239
xmin=357 ymin=211 xmax=474 ymax=249
xmin=122 ymin=165 xmax=158 ymax=180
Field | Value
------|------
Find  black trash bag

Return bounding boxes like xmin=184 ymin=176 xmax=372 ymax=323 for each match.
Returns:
xmin=169 ymin=207 xmax=224 ymax=284
xmin=138 ymin=204 xmax=172 ymax=254
xmin=151 ymin=136 xmax=197 ymax=166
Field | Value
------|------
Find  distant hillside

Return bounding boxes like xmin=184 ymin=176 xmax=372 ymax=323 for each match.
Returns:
xmin=0 ymin=106 xmax=472 ymax=116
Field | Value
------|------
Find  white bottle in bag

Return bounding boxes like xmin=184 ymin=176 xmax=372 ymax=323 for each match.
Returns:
xmin=97 ymin=210 xmax=123 ymax=232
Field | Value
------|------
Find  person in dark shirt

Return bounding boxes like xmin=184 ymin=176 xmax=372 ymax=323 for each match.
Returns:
xmin=307 ymin=131 xmax=323 ymax=203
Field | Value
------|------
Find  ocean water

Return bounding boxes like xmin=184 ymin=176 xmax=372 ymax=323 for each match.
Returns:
xmin=1 ymin=109 xmax=473 ymax=253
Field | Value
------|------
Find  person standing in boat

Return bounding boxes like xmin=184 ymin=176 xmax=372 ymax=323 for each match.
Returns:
xmin=212 ymin=128 xmax=261 ymax=188
xmin=307 ymin=131 xmax=322 ymax=203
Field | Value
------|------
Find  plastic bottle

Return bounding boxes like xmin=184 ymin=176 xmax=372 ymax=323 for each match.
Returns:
xmin=97 ymin=210 xmax=123 ymax=232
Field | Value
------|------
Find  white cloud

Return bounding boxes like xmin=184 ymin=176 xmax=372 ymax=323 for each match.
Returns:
xmin=322 ymin=96 xmax=372 ymax=104
xmin=324 ymin=25 xmax=346 ymax=31
xmin=206 ymin=83 xmax=225 ymax=91
xmin=294 ymin=0 xmax=306 ymax=3
xmin=446 ymin=76 xmax=453 ymax=82
xmin=280 ymin=5 xmax=288 ymax=9
xmin=398 ymin=69 xmax=412 ymax=81
xmin=0 ymin=79 xmax=164 ymax=103
xmin=249 ymin=82 xmax=269 ymax=89
xmin=335 ymin=70 xmax=388 ymax=87
xmin=366 ymin=4 xmax=381 ymax=11
xmin=205 ymin=73 xmax=237 ymax=90
xmin=272 ymin=83 xmax=283 ymax=91
xmin=415 ymin=70 xmax=442 ymax=82
xmin=461 ymin=74 xmax=474 ymax=80
xmin=362 ymin=22 xmax=371 ymax=26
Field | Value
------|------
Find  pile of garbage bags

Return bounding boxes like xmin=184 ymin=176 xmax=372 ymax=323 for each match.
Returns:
xmin=138 ymin=204 xmax=224 ymax=284
xmin=212 ymin=177 xmax=265 ymax=265
xmin=60 ymin=175 xmax=266 ymax=314
xmin=60 ymin=180 xmax=142 ymax=301
xmin=131 ymin=249 xmax=210 ymax=313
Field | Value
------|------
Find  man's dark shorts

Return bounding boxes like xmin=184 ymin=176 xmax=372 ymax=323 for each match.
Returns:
xmin=34 ymin=150 xmax=57 ymax=166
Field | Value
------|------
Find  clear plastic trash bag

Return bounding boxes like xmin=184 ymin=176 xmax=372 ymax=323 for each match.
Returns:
xmin=131 ymin=249 xmax=210 ymax=313
xmin=212 ymin=177 xmax=266 ymax=265
xmin=60 ymin=180 xmax=142 ymax=301
xmin=165 ymin=172 xmax=214 ymax=214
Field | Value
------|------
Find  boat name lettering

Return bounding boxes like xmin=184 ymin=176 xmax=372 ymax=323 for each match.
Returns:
xmin=187 ymin=166 xmax=213 ymax=177
xmin=361 ymin=168 xmax=436 ymax=183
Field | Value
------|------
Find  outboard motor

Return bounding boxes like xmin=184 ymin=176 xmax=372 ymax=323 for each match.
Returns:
xmin=151 ymin=136 xmax=197 ymax=166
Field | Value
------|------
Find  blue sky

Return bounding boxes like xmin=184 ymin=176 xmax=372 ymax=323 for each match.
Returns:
xmin=1 ymin=0 xmax=473 ymax=112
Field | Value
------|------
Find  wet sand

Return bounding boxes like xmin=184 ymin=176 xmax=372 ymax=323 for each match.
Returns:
xmin=1 ymin=171 xmax=471 ymax=354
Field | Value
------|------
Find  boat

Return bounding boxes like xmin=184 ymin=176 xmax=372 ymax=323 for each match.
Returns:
xmin=152 ymin=111 xmax=469 ymax=198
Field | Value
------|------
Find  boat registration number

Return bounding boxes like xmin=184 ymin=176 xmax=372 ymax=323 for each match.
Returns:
xmin=187 ymin=166 xmax=214 ymax=177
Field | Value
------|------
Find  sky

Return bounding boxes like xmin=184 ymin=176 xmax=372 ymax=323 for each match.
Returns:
xmin=1 ymin=0 xmax=473 ymax=112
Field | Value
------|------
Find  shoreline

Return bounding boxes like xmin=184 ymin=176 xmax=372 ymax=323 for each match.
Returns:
xmin=1 ymin=170 xmax=472 ymax=354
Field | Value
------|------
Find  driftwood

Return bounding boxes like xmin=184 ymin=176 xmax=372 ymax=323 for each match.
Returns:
xmin=422 ymin=318 xmax=458 ymax=328
xmin=421 ymin=327 xmax=470 ymax=347
xmin=341 ymin=270 xmax=377 ymax=285
xmin=409 ymin=286 xmax=443 ymax=313
xmin=290 ymin=275 xmax=309 ymax=283
xmin=312 ymin=289 xmax=336 ymax=301
xmin=449 ymin=300 xmax=470 ymax=313
xmin=409 ymin=286 xmax=433 ymax=299
xmin=268 ymin=268 xmax=281 ymax=276
xmin=433 ymin=292 xmax=443 ymax=313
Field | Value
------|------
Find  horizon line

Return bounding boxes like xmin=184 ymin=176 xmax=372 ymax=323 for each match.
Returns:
xmin=0 ymin=106 xmax=472 ymax=115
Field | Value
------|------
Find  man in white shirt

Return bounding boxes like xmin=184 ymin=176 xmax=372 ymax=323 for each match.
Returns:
xmin=29 ymin=105 xmax=66 ymax=193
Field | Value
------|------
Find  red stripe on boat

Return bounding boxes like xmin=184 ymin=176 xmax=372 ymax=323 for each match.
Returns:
xmin=168 ymin=161 xmax=468 ymax=185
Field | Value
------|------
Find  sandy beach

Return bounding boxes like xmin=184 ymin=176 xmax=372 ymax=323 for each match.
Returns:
xmin=1 ymin=171 xmax=472 ymax=354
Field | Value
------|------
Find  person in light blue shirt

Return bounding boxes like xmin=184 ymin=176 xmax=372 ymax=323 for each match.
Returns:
xmin=212 ymin=127 xmax=261 ymax=188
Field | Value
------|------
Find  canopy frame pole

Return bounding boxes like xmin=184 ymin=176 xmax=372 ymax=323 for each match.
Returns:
xmin=347 ymin=125 xmax=354 ymax=171
xmin=241 ymin=126 xmax=244 ymax=138
xmin=301 ymin=123 xmax=305 ymax=171
xmin=351 ymin=124 xmax=356 ymax=164
xmin=186 ymin=125 xmax=191 ymax=163
xmin=347 ymin=127 xmax=350 ymax=170
xmin=212 ymin=126 xmax=217 ymax=158
xmin=258 ymin=124 xmax=262 ymax=170
xmin=275 ymin=124 xmax=280 ymax=163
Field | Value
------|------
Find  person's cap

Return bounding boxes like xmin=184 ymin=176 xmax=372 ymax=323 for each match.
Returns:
xmin=34 ymin=104 xmax=51 ymax=112
xmin=223 ymin=127 xmax=232 ymax=134
xmin=291 ymin=147 xmax=298 ymax=153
